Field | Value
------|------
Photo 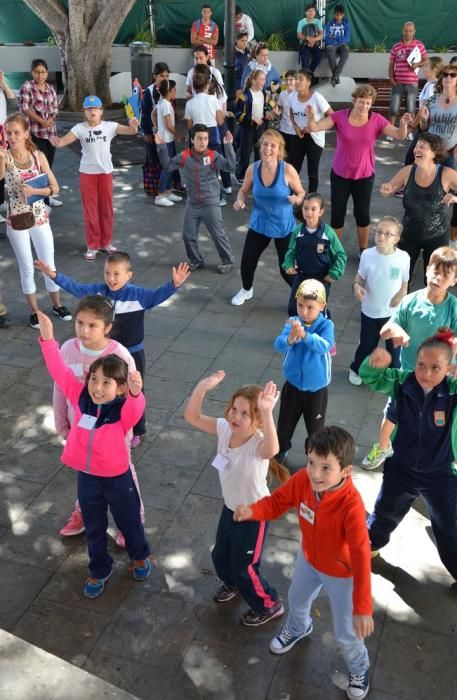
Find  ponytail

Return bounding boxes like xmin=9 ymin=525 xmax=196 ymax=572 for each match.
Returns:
xmin=267 ymin=458 xmax=290 ymax=486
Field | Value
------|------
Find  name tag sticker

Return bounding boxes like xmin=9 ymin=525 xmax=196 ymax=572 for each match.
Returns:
xmin=203 ymin=156 xmax=211 ymax=166
xmin=78 ymin=414 xmax=98 ymax=430
xmin=300 ymin=502 xmax=315 ymax=525
xmin=211 ymin=453 xmax=229 ymax=472
xmin=69 ymin=363 xmax=84 ymax=377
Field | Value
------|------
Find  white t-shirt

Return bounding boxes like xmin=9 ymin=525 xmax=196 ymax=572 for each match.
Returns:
xmin=288 ymin=91 xmax=330 ymax=148
xmin=278 ymin=89 xmax=296 ymax=135
xmin=250 ymin=89 xmax=264 ymax=122
xmin=156 ymin=98 xmax=175 ymax=143
xmin=184 ymin=92 xmax=219 ymax=127
xmin=186 ymin=66 xmax=224 ymax=95
xmin=70 ymin=120 xmax=118 ymax=174
xmin=358 ymin=246 xmax=410 ymax=319
xmin=215 ymin=418 xmax=270 ymax=511
xmin=419 ymin=79 xmax=437 ymax=105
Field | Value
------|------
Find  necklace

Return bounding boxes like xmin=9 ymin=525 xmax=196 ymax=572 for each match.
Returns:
xmin=12 ymin=153 xmax=33 ymax=169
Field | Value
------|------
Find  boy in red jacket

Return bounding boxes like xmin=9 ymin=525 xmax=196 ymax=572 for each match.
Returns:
xmin=234 ymin=426 xmax=373 ymax=700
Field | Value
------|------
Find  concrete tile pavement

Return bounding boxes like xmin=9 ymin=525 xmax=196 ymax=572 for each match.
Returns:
xmin=0 ymin=131 xmax=456 ymax=699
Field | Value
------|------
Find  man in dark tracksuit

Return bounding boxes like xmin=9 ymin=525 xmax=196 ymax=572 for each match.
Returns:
xmin=360 ymin=353 xmax=457 ymax=580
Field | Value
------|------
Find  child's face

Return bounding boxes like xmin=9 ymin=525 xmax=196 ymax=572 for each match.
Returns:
xmin=426 ymin=263 xmax=457 ymax=295
xmin=155 ymin=70 xmax=169 ymax=83
xmin=296 ymin=72 xmax=311 ymax=93
xmin=334 ymin=11 xmax=344 ymax=22
xmin=104 ymin=262 xmax=133 ymax=292
xmin=421 ymin=60 xmax=435 ymax=80
xmin=194 ymin=51 xmax=209 ymax=65
xmin=302 ymin=200 xmax=324 ymax=228
xmin=227 ymin=396 xmax=255 ymax=437
xmin=374 ymin=222 xmax=400 ymax=254
xmin=169 ymin=86 xmax=177 ymax=101
xmin=252 ymin=72 xmax=266 ymax=90
xmin=415 ymin=347 xmax=451 ymax=391
xmin=307 ymin=449 xmax=351 ymax=493
xmin=201 ymin=6 xmax=212 ymax=21
xmin=285 ymin=76 xmax=296 ymax=91
xmin=192 ymin=131 xmax=210 ymax=152
xmin=85 ymin=107 xmax=103 ymax=125
xmin=88 ymin=367 xmax=125 ymax=405
xmin=236 ymin=36 xmax=249 ymax=50
xmin=296 ymin=297 xmax=325 ymax=325
xmin=75 ymin=310 xmax=111 ymax=350
xmin=306 ymin=7 xmax=316 ymax=19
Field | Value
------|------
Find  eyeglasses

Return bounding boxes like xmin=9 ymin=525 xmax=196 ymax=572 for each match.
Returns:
xmin=442 ymin=72 xmax=457 ymax=78
xmin=375 ymin=231 xmax=398 ymax=238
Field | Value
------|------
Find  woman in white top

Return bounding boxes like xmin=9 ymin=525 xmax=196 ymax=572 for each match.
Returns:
xmin=155 ymin=79 xmax=184 ymax=208
xmin=235 ymin=69 xmax=271 ymax=182
xmin=288 ymin=69 xmax=333 ymax=192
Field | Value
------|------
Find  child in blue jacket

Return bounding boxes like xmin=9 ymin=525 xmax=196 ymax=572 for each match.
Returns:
xmin=323 ymin=5 xmax=351 ymax=86
xmin=273 ymin=278 xmax=334 ymax=463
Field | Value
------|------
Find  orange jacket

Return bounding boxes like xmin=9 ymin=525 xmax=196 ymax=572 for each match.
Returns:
xmin=250 ymin=469 xmax=372 ymax=615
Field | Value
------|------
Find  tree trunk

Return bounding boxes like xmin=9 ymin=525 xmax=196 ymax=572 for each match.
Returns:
xmin=23 ymin=0 xmax=137 ymax=111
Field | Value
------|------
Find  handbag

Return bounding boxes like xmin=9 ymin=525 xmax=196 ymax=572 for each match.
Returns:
xmin=10 ymin=210 xmax=36 ymax=230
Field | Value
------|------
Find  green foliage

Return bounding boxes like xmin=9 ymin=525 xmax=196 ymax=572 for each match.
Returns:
xmin=431 ymin=45 xmax=449 ymax=53
xmin=46 ymin=34 xmax=57 ymax=46
xmin=372 ymin=36 xmax=388 ymax=53
xmin=264 ymin=32 xmax=288 ymax=52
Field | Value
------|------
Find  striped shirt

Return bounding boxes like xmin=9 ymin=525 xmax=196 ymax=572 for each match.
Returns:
xmin=390 ymin=40 xmax=427 ymax=85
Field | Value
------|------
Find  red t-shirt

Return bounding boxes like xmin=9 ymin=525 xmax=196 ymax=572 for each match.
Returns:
xmin=390 ymin=40 xmax=427 ymax=85
xmin=191 ymin=19 xmax=219 ymax=60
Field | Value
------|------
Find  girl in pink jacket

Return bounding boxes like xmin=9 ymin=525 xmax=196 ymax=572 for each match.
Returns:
xmin=54 ymin=295 xmax=144 ymax=544
xmin=38 ymin=310 xmax=151 ymax=599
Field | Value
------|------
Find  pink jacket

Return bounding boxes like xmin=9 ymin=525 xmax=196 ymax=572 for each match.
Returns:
xmin=53 ymin=337 xmax=136 ymax=439
xmin=40 ymin=337 xmax=145 ymax=477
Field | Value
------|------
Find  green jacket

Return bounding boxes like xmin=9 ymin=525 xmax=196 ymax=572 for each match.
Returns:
xmin=282 ymin=222 xmax=347 ymax=280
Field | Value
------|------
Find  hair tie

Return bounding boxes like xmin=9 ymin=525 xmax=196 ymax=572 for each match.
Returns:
xmin=434 ymin=330 xmax=455 ymax=346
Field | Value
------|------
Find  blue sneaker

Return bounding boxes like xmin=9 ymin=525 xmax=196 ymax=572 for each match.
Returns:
xmin=83 ymin=571 xmax=112 ymax=599
xmin=132 ymin=557 xmax=152 ymax=581
xmin=347 ymin=670 xmax=370 ymax=699
xmin=269 ymin=622 xmax=313 ymax=654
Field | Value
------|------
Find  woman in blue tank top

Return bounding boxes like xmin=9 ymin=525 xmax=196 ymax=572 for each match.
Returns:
xmin=231 ymin=129 xmax=305 ymax=306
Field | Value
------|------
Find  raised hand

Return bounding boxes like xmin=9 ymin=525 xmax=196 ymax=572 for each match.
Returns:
xmin=129 ymin=117 xmax=140 ymax=130
xmin=400 ymin=112 xmax=412 ymax=126
xmin=197 ymin=370 xmax=226 ymax=393
xmin=127 ymin=370 xmax=143 ymax=396
xmin=369 ymin=348 xmax=392 ymax=368
xmin=34 ymin=259 xmax=57 ymax=278
xmin=233 ymin=504 xmax=253 ymax=522
xmin=288 ymin=319 xmax=306 ymax=343
xmin=172 ymin=262 xmax=191 ymax=287
xmin=418 ymin=105 xmax=429 ymax=122
xmin=37 ymin=310 xmax=54 ymax=340
xmin=257 ymin=381 xmax=280 ymax=414
xmin=223 ymin=130 xmax=233 ymax=144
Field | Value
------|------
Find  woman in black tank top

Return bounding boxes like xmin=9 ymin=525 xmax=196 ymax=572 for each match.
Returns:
xmin=379 ymin=133 xmax=457 ymax=282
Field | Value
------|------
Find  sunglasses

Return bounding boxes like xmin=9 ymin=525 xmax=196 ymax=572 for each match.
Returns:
xmin=442 ymin=72 xmax=457 ymax=78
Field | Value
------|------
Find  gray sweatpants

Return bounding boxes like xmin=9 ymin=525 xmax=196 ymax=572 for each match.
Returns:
xmin=286 ymin=548 xmax=369 ymax=675
xmin=182 ymin=203 xmax=234 ymax=266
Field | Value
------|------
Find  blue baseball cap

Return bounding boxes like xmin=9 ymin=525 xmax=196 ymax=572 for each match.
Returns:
xmin=83 ymin=95 xmax=102 ymax=108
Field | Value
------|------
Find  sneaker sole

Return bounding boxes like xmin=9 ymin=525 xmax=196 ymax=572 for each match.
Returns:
xmin=347 ymin=682 xmax=370 ymax=700
xmin=241 ymin=603 xmax=284 ymax=627
xmin=361 ymin=452 xmax=393 ymax=470
xmin=269 ymin=624 xmax=313 ymax=655
xmin=60 ymin=526 xmax=85 ymax=536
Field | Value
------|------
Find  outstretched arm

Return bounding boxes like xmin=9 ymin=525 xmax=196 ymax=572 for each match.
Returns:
xmin=184 ymin=371 xmax=225 ymax=435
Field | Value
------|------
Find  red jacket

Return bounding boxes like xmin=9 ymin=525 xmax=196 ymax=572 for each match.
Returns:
xmin=250 ymin=469 xmax=372 ymax=615
xmin=39 ymin=338 xmax=145 ymax=477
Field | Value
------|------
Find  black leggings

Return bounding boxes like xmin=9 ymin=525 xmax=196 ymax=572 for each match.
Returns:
xmin=277 ymin=382 xmax=328 ymax=453
xmin=287 ymin=133 xmax=323 ymax=192
xmin=236 ymin=123 xmax=265 ymax=180
xmin=330 ymin=169 xmax=374 ymax=229
xmin=240 ymin=228 xmax=293 ymax=290
xmin=399 ymin=232 xmax=450 ymax=284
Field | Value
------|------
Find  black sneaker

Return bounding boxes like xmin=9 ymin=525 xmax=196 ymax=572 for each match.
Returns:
xmin=240 ymin=599 xmax=284 ymax=627
xmin=30 ymin=313 xmax=40 ymax=329
xmin=269 ymin=622 xmax=313 ymax=654
xmin=188 ymin=261 xmax=204 ymax=272
xmin=213 ymin=583 xmax=239 ymax=603
xmin=53 ymin=305 xmax=72 ymax=321
xmin=347 ymin=670 xmax=370 ymax=700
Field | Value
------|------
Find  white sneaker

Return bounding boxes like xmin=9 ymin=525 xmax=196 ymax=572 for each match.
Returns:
xmin=167 ymin=193 xmax=183 ymax=203
xmin=0 ymin=214 xmax=5 ymax=223
xmin=385 ymin=135 xmax=394 ymax=142
xmin=219 ymin=198 xmax=227 ymax=207
xmin=231 ymin=288 xmax=253 ymax=306
xmin=155 ymin=195 xmax=174 ymax=207
xmin=348 ymin=369 xmax=362 ymax=386
xmin=222 ymin=186 xmax=232 ymax=194
xmin=49 ymin=196 xmax=63 ymax=207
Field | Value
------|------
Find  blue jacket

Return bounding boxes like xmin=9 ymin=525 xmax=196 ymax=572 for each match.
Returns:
xmin=240 ymin=62 xmax=281 ymax=91
xmin=54 ymin=272 xmax=176 ymax=353
xmin=324 ymin=18 xmax=351 ymax=46
xmin=274 ymin=314 xmax=334 ymax=391
xmin=360 ymin=360 xmax=457 ymax=473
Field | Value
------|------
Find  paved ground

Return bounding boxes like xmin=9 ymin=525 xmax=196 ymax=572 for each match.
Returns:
xmin=0 ymin=129 xmax=456 ymax=700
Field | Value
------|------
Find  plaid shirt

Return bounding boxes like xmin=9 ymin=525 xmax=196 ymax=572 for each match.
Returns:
xmin=18 ymin=80 xmax=58 ymax=140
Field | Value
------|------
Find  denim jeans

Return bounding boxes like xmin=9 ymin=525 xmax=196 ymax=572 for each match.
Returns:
xmin=390 ymin=84 xmax=418 ymax=117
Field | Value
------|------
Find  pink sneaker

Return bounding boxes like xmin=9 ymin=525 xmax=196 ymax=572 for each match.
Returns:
xmin=116 ymin=532 xmax=126 ymax=548
xmin=59 ymin=510 xmax=85 ymax=536
xmin=103 ymin=244 xmax=118 ymax=254
xmin=130 ymin=435 xmax=142 ymax=449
